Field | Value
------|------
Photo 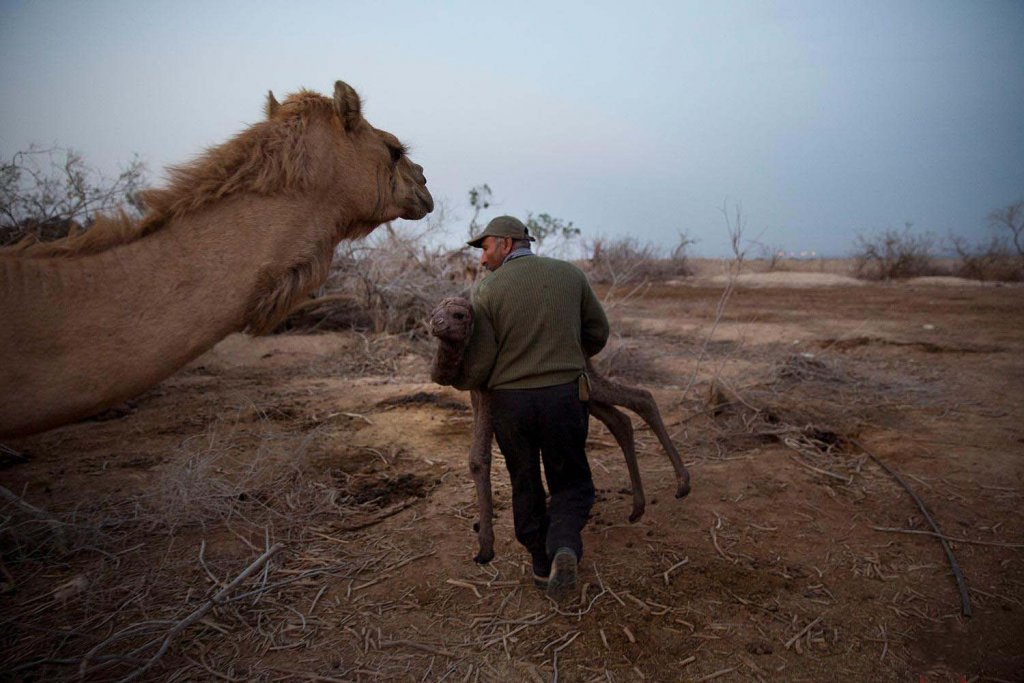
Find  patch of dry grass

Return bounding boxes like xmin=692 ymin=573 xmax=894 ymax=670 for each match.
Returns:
xmin=0 ymin=416 xmax=439 ymax=681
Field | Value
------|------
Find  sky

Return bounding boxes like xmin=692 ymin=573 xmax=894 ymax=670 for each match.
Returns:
xmin=1 ymin=0 xmax=1022 ymax=256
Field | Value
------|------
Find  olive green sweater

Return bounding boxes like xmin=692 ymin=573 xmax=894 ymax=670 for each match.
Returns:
xmin=453 ymin=255 xmax=609 ymax=391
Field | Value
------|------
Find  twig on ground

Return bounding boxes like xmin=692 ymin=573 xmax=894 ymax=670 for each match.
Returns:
xmin=694 ymin=667 xmax=739 ymax=682
xmin=872 ymin=526 xmax=1024 ymax=548
xmin=336 ymin=497 xmax=421 ymax=532
xmin=379 ymin=639 xmax=456 ymax=658
xmin=784 ymin=617 xmax=822 ymax=650
xmin=852 ymin=438 xmax=972 ymax=618
xmin=85 ymin=543 xmax=285 ymax=682
xmin=662 ymin=557 xmax=690 ymax=586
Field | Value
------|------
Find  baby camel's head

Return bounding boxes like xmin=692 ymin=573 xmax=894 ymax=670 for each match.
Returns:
xmin=429 ymin=296 xmax=473 ymax=344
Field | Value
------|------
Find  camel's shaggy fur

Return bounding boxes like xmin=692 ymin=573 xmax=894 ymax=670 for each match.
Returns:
xmin=7 ymin=89 xmax=381 ymax=261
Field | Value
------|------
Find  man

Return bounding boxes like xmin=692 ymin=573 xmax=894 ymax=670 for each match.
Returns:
xmin=451 ymin=215 xmax=609 ymax=600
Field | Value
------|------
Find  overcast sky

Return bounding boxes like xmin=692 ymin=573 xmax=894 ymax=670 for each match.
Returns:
xmin=2 ymin=0 xmax=1022 ymax=256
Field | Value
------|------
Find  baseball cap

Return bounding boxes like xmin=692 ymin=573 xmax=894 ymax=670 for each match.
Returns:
xmin=466 ymin=215 xmax=536 ymax=248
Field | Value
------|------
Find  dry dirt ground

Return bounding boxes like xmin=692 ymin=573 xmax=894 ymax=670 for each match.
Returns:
xmin=2 ymin=276 xmax=1023 ymax=682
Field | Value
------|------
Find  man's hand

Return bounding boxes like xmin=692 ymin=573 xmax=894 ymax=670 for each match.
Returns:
xmin=429 ymin=297 xmax=473 ymax=343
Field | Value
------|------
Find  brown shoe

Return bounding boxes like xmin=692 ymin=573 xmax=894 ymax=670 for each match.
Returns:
xmin=546 ymin=548 xmax=577 ymax=601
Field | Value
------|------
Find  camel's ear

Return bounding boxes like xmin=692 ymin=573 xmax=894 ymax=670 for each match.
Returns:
xmin=333 ymin=80 xmax=362 ymax=131
xmin=265 ymin=90 xmax=280 ymax=118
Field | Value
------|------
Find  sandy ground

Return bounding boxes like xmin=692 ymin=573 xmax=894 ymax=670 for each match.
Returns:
xmin=2 ymin=275 xmax=1023 ymax=682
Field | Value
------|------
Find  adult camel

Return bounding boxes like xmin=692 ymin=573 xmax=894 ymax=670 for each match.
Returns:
xmin=0 ymin=80 xmax=433 ymax=438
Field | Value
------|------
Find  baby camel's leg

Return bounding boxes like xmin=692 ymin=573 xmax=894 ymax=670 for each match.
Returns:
xmin=469 ymin=390 xmax=495 ymax=564
xmin=588 ymin=363 xmax=691 ymax=499
xmin=589 ymin=400 xmax=646 ymax=523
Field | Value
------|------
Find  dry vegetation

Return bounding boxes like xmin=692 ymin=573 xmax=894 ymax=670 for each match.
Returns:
xmin=3 ymin=162 xmax=1023 ymax=680
xmin=3 ymin=237 xmax=1022 ymax=681
xmin=277 ymin=220 xmax=470 ymax=338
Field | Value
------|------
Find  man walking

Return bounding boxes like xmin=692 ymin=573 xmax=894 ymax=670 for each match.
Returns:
xmin=450 ymin=215 xmax=609 ymax=600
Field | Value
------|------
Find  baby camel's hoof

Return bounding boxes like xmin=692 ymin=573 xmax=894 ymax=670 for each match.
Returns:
xmin=675 ymin=479 xmax=691 ymax=499
xmin=628 ymin=504 xmax=646 ymax=523
xmin=474 ymin=549 xmax=495 ymax=564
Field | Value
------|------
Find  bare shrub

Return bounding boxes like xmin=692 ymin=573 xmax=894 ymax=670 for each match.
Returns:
xmin=770 ymin=352 xmax=848 ymax=385
xmin=988 ymin=200 xmax=1023 ymax=264
xmin=585 ymin=232 xmax=695 ymax=286
xmin=756 ymin=243 xmax=785 ymax=271
xmin=0 ymin=145 xmax=146 ymax=246
xmin=280 ymin=218 xmax=467 ymax=337
xmin=950 ymin=234 xmax=1023 ymax=282
xmin=591 ymin=338 xmax=666 ymax=385
xmin=681 ymin=202 xmax=749 ymax=402
xmin=852 ymin=224 xmax=944 ymax=280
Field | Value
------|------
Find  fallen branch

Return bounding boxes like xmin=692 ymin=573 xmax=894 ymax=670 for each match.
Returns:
xmin=872 ymin=526 xmax=1024 ymax=549
xmin=84 ymin=543 xmax=285 ymax=682
xmin=852 ymin=438 xmax=972 ymax=618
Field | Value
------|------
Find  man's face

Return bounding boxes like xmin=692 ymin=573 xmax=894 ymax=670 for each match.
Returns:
xmin=479 ymin=235 xmax=512 ymax=271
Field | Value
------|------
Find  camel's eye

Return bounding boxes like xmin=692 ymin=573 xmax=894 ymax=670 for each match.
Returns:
xmin=388 ymin=144 xmax=407 ymax=164
xmin=453 ymin=312 xmax=465 ymax=320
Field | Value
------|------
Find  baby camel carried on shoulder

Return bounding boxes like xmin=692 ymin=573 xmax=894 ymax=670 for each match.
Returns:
xmin=429 ymin=296 xmax=691 ymax=564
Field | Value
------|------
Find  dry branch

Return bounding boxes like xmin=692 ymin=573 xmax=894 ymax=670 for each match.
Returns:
xmin=83 ymin=543 xmax=285 ymax=682
xmin=871 ymin=527 xmax=1024 ymax=548
xmin=852 ymin=439 xmax=972 ymax=617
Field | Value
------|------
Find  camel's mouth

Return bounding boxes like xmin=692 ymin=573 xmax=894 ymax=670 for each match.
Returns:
xmin=402 ymin=186 xmax=434 ymax=220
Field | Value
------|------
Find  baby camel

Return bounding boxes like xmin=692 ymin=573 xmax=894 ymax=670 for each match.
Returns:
xmin=429 ymin=296 xmax=691 ymax=564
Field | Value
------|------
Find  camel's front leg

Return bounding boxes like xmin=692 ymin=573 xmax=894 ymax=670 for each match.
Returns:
xmin=590 ymin=400 xmax=646 ymax=522
xmin=469 ymin=390 xmax=495 ymax=564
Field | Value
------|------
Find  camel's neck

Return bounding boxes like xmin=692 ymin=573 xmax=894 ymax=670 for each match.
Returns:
xmin=431 ymin=338 xmax=467 ymax=386
xmin=0 ymin=196 xmax=338 ymax=436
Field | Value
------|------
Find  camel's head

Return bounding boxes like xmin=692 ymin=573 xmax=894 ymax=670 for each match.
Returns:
xmin=266 ymin=80 xmax=434 ymax=239
xmin=429 ymin=296 xmax=473 ymax=344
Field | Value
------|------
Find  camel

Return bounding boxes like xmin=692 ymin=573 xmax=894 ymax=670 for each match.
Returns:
xmin=0 ymin=80 xmax=433 ymax=439
xmin=429 ymin=296 xmax=691 ymax=564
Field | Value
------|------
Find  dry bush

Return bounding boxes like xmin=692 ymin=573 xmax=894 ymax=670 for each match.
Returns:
xmin=584 ymin=233 xmax=694 ymax=286
xmin=280 ymin=221 xmax=469 ymax=337
xmin=950 ymin=234 xmax=1024 ymax=282
xmin=1 ymin=145 xmax=146 ymax=246
xmin=769 ymin=352 xmax=848 ymax=385
xmin=988 ymin=199 xmax=1023 ymax=264
xmin=591 ymin=338 xmax=667 ymax=386
xmin=852 ymin=224 xmax=946 ymax=280
xmin=755 ymin=243 xmax=785 ymax=272
xmin=948 ymin=200 xmax=1024 ymax=282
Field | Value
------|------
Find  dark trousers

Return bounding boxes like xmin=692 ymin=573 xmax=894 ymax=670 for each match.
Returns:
xmin=490 ymin=381 xmax=595 ymax=561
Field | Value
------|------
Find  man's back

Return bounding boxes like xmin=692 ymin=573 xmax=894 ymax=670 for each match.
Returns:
xmin=455 ymin=255 xmax=608 ymax=391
